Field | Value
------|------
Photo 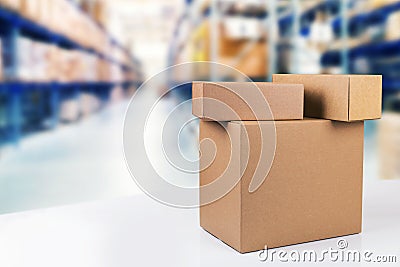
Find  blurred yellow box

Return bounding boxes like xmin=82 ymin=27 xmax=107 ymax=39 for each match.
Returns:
xmin=190 ymin=20 xmax=268 ymax=78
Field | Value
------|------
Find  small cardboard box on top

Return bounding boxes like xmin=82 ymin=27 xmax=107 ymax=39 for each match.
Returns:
xmin=199 ymin=119 xmax=364 ymax=253
xmin=192 ymin=82 xmax=304 ymax=121
xmin=273 ymin=74 xmax=382 ymax=122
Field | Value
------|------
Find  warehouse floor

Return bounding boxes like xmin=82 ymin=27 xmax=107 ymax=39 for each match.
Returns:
xmin=0 ymin=100 xmax=141 ymax=214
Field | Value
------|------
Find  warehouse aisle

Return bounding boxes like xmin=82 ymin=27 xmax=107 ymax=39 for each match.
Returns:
xmin=0 ymin=101 xmax=143 ymax=214
xmin=0 ymin=90 xmax=200 ymax=215
xmin=0 ymin=91 xmax=385 ymax=215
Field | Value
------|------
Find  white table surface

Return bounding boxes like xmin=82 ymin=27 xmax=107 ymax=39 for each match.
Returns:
xmin=0 ymin=175 xmax=399 ymax=267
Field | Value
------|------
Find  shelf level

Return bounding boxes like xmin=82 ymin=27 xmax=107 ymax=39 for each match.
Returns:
xmin=0 ymin=6 xmax=135 ymax=72
xmin=322 ymin=38 xmax=400 ymax=65
xmin=332 ymin=1 xmax=400 ymax=34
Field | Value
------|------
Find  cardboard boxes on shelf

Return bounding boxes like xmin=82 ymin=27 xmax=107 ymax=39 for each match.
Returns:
xmin=189 ymin=21 xmax=268 ymax=79
xmin=18 ymin=0 xmax=117 ymax=59
xmin=5 ymin=38 xmax=102 ymax=83
xmin=80 ymin=0 xmax=109 ymax=26
xmin=194 ymin=75 xmax=382 ymax=253
xmin=235 ymin=42 xmax=268 ymax=78
xmin=385 ymin=11 xmax=400 ymax=41
xmin=93 ymin=0 xmax=108 ymax=27
xmin=97 ymin=59 xmax=112 ymax=82
xmin=20 ymin=0 xmax=39 ymax=21
xmin=1 ymin=0 xmax=134 ymax=77
xmin=0 ymin=0 xmax=20 ymax=11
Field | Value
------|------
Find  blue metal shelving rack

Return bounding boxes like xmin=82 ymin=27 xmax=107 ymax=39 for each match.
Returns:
xmin=278 ymin=0 xmax=341 ymax=37
xmin=170 ymin=0 xmax=399 ymax=101
xmin=320 ymin=1 xmax=400 ymax=101
xmin=0 ymin=6 xmax=139 ymax=145
xmin=321 ymin=0 xmax=400 ymax=65
xmin=332 ymin=1 xmax=400 ymax=36
xmin=277 ymin=0 xmax=400 ymax=99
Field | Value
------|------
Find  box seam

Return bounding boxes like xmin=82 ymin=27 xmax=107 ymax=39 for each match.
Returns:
xmin=347 ymin=77 xmax=351 ymax=121
xmin=239 ymin=123 xmax=243 ymax=252
xmin=360 ymin=122 xmax=365 ymax=233
xmin=200 ymin=82 xmax=204 ymax=117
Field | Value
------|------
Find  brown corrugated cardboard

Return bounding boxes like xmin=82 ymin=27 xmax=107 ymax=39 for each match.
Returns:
xmin=273 ymin=74 xmax=382 ymax=122
xmin=200 ymin=119 xmax=364 ymax=253
xmin=193 ymin=82 xmax=304 ymax=121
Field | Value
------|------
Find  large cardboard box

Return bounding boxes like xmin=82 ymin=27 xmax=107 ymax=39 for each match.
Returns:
xmin=273 ymin=74 xmax=382 ymax=122
xmin=193 ymin=82 xmax=304 ymax=121
xmin=200 ymin=119 xmax=364 ymax=253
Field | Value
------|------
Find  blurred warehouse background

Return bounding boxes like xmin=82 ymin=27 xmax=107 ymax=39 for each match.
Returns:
xmin=0 ymin=0 xmax=399 ymax=214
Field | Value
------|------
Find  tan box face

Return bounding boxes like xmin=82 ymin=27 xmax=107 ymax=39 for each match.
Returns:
xmin=200 ymin=119 xmax=364 ymax=253
xmin=273 ymin=74 xmax=382 ymax=122
xmin=192 ymin=82 xmax=304 ymax=121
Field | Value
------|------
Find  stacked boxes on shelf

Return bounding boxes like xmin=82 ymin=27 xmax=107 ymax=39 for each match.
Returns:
xmin=385 ymin=9 xmax=400 ymax=41
xmin=81 ymin=0 xmax=109 ymax=28
xmin=0 ymin=0 xmax=20 ymax=11
xmin=20 ymin=0 xmax=108 ymax=55
xmin=0 ymin=0 xmax=139 ymax=134
xmin=193 ymin=74 xmax=382 ymax=253
xmin=20 ymin=0 xmax=40 ymax=21
xmin=185 ymin=20 xmax=268 ymax=79
xmin=5 ymin=37 xmax=122 ymax=83
xmin=0 ymin=0 xmax=134 ymax=69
